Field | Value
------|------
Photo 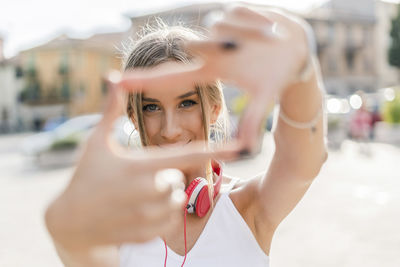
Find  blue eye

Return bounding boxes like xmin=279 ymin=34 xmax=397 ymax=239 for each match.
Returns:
xmin=180 ymin=100 xmax=197 ymax=108
xmin=143 ymin=104 xmax=160 ymax=112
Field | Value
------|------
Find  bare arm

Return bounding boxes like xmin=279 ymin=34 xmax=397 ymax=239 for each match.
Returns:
xmin=255 ymin=61 xmax=327 ymax=232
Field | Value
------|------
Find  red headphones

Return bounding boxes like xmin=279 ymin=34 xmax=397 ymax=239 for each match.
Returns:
xmin=184 ymin=160 xmax=223 ymax=217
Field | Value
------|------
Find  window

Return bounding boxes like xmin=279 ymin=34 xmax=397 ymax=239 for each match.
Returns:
xmin=363 ymin=56 xmax=371 ymax=72
xmin=59 ymin=51 xmax=69 ymax=75
xmin=328 ymin=55 xmax=337 ymax=73
xmin=101 ymin=80 xmax=108 ymax=95
xmin=363 ymin=26 xmax=370 ymax=45
xmin=15 ymin=66 xmax=23 ymax=78
xmin=346 ymin=49 xmax=355 ymax=71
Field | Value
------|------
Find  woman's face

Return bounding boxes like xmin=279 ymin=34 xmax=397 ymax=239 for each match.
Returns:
xmin=141 ymin=83 xmax=205 ymax=148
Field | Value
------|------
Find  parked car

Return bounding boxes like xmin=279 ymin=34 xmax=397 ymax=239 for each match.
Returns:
xmin=42 ymin=116 xmax=68 ymax=132
xmin=21 ymin=114 xmax=101 ymax=165
xmin=21 ymin=114 xmax=135 ymax=166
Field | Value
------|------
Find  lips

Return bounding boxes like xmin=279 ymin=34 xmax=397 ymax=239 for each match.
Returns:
xmin=158 ymin=140 xmax=191 ymax=149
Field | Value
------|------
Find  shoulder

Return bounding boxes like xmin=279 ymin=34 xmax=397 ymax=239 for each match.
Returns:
xmin=225 ymin=173 xmax=264 ymax=221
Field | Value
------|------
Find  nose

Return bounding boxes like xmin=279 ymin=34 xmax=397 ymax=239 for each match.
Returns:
xmin=160 ymin=110 xmax=183 ymax=141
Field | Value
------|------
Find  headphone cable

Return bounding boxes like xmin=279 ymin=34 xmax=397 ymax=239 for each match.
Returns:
xmin=181 ymin=209 xmax=188 ymax=267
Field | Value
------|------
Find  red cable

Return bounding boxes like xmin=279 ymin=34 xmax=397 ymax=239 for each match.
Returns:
xmin=164 ymin=238 xmax=168 ymax=267
xmin=181 ymin=209 xmax=188 ymax=267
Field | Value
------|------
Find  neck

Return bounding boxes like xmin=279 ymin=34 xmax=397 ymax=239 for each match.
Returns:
xmin=183 ymin=162 xmax=211 ymax=187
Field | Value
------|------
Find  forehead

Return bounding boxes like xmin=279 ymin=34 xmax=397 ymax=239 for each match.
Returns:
xmin=142 ymin=62 xmax=199 ymax=101
xmin=142 ymin=85 xmax=197 ymax=98
xmin=142 ymin=84 xmax=198 ymax=101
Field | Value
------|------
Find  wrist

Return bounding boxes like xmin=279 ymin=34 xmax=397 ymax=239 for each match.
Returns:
xmin=278 ymin=71 xmax=324 ymax=133
xmin=292 ymin=20 xmax=317 ymax=85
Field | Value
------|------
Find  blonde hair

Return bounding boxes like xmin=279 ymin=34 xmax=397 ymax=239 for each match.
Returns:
xmin=123 ymin=22 xmax=229 ymax=200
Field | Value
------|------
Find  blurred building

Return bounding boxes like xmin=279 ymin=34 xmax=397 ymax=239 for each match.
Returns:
xmin=0 ymin=37 xmax=4 ymax=62
xmin=126 ymin=3 xmax=224 ymax=37
xmin=17 ymin=32 xmax=124 ymax=130
xmin=375 ymin=0 xmax=399 ymax=88
xmin=0 ymin=51 xmax=24 ymax=133
xmin=126 ymin=0 xmax=399 ymax=99
xmin=306 ymin=0 xmax=399 ymax=96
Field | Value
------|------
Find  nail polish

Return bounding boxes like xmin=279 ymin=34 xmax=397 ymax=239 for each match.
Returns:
xmin=221 ymin=41 xmax=237 ymax=50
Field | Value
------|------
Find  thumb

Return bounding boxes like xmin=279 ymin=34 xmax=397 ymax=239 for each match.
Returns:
xmin=98 ymin=72 xmax=125 ymax=136
xmin=236 ymin=93 xmax=274 ymax=156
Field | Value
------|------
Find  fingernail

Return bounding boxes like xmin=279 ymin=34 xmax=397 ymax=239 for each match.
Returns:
xmin=239 ymin=149 xmax=250 ymax=157
xmin=221 ymin=41 xmax=237 ymax=50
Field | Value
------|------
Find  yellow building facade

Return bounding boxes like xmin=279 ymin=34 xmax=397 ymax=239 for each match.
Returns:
xmin=18 ymin=32 xmax=123 ymax=125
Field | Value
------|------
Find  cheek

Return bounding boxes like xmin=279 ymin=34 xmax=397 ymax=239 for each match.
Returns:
xmin=181 ymin=108 xmax=205 ymax=139
xmin=143 ymin=115 xmax=161 ymax=141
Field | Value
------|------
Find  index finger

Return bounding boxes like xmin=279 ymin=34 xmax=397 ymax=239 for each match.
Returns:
xmin=236 ymin=92 xmax=274 ymax=156
xmin=126 ymin=140 xmax=241 ymax=172
xmin=118 ymin=60 xmax=211 ymax=93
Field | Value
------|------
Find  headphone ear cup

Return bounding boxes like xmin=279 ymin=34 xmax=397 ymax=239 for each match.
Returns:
xmin=196 ymin=186 xmax=211 ymax=218
xmin=185 ymin=178 xmax=201 ymax=198
xmin=185 ymin=178 xmax=207 ymax=214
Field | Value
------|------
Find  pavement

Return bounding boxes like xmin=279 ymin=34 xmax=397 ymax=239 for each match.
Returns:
xmin=0 ymin=133 xmax=399 ymax=267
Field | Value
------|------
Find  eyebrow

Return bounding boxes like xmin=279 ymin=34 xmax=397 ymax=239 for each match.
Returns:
xmin=177 ymin=90 xmax=197 ymax=99
xmin=142 ymin=90 xmax=197 ymax=102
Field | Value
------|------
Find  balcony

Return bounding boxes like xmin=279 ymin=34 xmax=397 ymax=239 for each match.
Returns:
xmin=19 ymin=84 xmax=71 ymax=106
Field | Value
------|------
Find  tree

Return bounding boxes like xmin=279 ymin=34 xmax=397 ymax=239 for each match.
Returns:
xmin=389 ymin=5 xmax=400 ymax=69
xmin=383 ymin=92 xmax=400 ymax=124
xmin=388 ymin=6 xmax=400 ymax=124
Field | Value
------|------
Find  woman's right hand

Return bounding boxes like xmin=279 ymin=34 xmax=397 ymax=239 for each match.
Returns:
xmin=45 ymin=83 xmax=238 ymax=253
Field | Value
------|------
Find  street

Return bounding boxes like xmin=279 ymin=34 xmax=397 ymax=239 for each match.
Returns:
xmin=0 ymin=133 xmax=399 ymax=267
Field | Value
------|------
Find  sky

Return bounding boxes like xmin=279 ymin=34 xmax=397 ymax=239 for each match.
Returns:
xmin=0 ymin=0 xmax=398 ymax=58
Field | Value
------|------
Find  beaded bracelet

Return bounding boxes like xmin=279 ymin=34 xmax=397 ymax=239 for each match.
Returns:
xmin=278 ymin=105 xmax=322 ymax=133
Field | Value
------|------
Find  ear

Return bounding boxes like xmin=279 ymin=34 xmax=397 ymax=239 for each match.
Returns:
xmin=210 ymin=104 xmax=221 ymax=124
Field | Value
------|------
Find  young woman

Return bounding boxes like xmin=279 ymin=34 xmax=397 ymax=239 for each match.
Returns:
xmin=45 ymin=5 xmax=327 ymax=267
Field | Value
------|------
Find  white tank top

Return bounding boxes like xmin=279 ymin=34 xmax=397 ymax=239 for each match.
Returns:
xmin=119 ymin=181 xmax=270 ymax=267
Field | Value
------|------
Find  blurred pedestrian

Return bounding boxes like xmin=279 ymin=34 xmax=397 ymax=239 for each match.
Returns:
xmin=349 ymin=104 xmax=372 ymax=141
xmin=370 ymin=104 xmax=382 ymax=140
xmin=349 ymin=102 xmax=373 ymax=155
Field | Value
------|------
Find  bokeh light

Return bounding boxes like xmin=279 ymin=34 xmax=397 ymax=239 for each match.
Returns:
xmin=327 ymin=98 xmax=341 ymax=113
xmin=349 ymin=94 xmax=362 ymax=109
xmin=383 ymin=87 xmax=395 ymax=101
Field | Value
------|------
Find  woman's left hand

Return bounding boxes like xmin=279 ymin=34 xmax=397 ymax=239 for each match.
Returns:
xmin=119 ymin=5 xmax=312 ymax=153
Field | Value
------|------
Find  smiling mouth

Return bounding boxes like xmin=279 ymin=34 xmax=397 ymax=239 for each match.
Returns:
xmin=158 ymin=140 xmax=191 ymax=149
